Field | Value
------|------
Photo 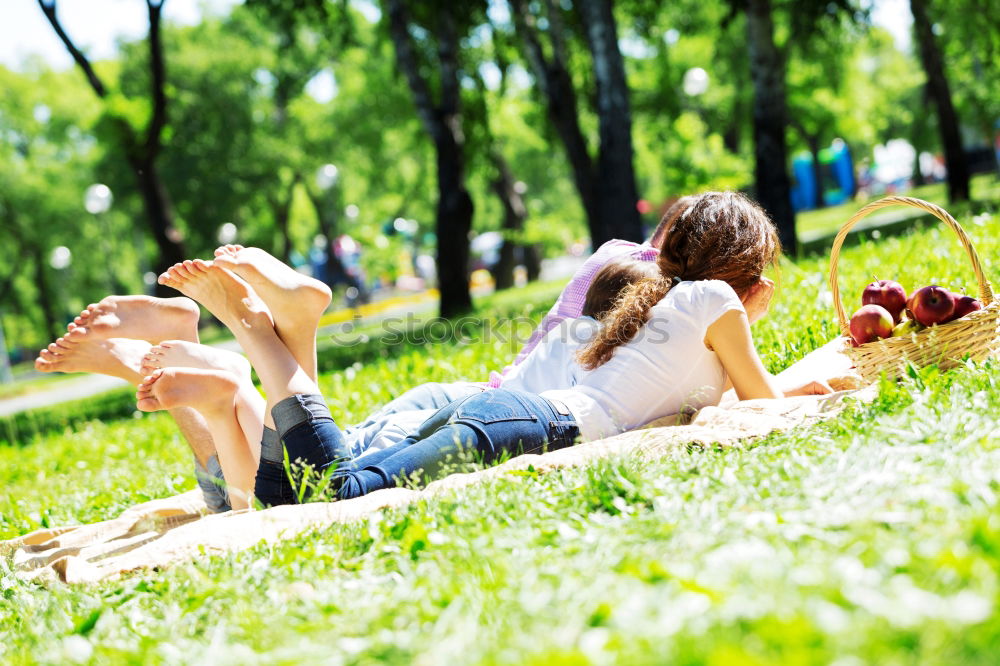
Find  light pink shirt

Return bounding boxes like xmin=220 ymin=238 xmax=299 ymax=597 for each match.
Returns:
xmin=487 ymin=240 xmax=659 ymax=386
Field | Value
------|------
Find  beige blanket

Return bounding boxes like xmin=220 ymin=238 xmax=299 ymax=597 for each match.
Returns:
xmin=2 ymin=340 xmax=867 ymax=584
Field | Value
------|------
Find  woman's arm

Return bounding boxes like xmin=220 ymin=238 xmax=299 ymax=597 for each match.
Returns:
xmin=707 ymin=310 xmax=832 ymax=400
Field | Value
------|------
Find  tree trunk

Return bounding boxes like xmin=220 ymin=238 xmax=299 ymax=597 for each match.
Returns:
xmin=306 ymin=188 xmax=351 ymax=290
xmin=273 ymin=199 xmax=293 ymax=265
xmin=912 ymin=150 xmax=928 ymax=186
xmin=510 ymin=0 xmax=601 ymax=244
xmin=130 ymin=156 xmax=187 ymax=291
xmin=524 ymin=244 xmax=543 ymax=282
xmin=31 ymin=246 xmax=60 ymax=341
xmin=746 ymin=0 xmax=797 ymax=254
xmin=270 ymin=174 xmax=299 ymax=265
xmin=432 ymin=113 xmax=474 ymax=316
xmin=910 ymin=0 xmax=970 ymax=202
xmin=577 ymin=0 xmax=643 ymax=245
xmin=490 ymin=151 xmax=528 ymax=290
xmin=386 ymin=0 xmax=473 ymax=318
xmin=40 ymin=0 xmax=186 ymax=295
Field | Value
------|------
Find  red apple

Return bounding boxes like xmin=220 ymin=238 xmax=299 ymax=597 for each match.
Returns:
xmin=945 ymin=294 xmax=983 ymax=322
xmin=907 ymin=285 xmax=956 ymax=327
xmin=850 ymin=304 xmax=894 ymax=345
xmin=862 ymin=279 xmax=908 ymax=323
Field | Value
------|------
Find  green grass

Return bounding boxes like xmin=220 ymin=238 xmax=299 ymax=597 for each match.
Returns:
xmin=2 ymin=211 xmax=1000 ymax=663
xmin=796 ymin=172 xmax=1000 ymax=239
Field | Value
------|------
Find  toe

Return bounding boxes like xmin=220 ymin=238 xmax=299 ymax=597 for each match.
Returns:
xmin=35 ymin=357 xmax=62 ymax=372
xmin=138 ymin=369 xmax=163 ymax=390
xmin=136 ymin=392 xmax=161 ymax=412
xmin=172 ymin=262 xmax=193 ymax=280
xmin=175 ymin=262 xmax=195 ymax=279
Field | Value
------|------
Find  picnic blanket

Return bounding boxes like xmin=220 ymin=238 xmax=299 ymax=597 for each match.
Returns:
xmin=2 ymin=339 xmax=868 ymax=584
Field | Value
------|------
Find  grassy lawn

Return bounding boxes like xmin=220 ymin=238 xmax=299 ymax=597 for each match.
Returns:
xmin=2 ymin=210 xmax=1000 ymax=663
xmin=796 ymin=172 xmax=1000 ymax=239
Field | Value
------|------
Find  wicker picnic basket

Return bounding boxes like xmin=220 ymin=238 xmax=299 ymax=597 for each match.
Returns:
xmin=829 ymin=195 xmax=1000 ymax=382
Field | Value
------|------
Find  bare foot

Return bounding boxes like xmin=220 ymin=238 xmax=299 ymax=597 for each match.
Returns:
xmin=214 ymin=245 xmax=331 ymax=310
xmin=213 ymin=245 xmax=331 ymax=377
xmin=136 ymin=367 xmax=240 ymax=413
xmin=35 ymin=336 xmax=151 ymax=384
xmin=140 ymin=340 xmax=251 ymax=379
xmin=66 ymin=295 xmax=200 ymax=344
xmin=158 ymin=259 xmax=273 ymax=332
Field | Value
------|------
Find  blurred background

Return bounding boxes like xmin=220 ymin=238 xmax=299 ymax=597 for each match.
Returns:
xmin=0 ymin=0 xmax=997 ymax=383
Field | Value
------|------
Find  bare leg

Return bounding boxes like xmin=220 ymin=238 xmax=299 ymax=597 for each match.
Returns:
xmin=140 ymin=340 xmax=264 ymax=461
xmin=159 ymin=260 xmax=318 ymax=413
xmin=137 ymin=368 xmax=257 ymax=510
xmin=66 ymin=295 xmax=200 ymax=344
xmin=213 ymin=245 xmax=331 ymax=381
xmin=34 ymin=334 xmax=217 ymax=467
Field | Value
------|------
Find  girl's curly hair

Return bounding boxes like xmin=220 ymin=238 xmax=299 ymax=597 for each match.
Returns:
xmin=577 ymin=191 xmax=781 ymax=370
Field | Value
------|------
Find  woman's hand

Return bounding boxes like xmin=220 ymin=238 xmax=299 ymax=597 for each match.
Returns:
xmin=782 ymin=379 xmax=834 ymax=397
xmin=741 ymin=277 xmax=775 ymax=325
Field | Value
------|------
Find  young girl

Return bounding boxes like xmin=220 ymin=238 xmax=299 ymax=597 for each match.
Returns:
xmin=498 ymin=258 xmax=659 ymax=396
xmin=159 ymin=191 xmax=830 ymax=506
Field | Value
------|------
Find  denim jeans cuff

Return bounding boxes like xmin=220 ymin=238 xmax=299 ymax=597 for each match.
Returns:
xmin=271 ymin=394 xmax=332 ymax=440
xmin=194 ymin=454 xmax=231 ymax=513
xmin=260 ymin=426 xmax=282 ymax=464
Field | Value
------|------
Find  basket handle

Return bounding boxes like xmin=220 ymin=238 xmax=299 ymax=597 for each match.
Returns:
xmin=829 ymin=196 xmax=994 ymax=335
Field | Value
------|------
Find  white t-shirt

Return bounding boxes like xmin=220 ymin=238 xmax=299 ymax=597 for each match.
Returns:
xmin=541 ymin=280 xmax=745 ymax=441
xmin=500 ymin=316 xmax=599 ymax=394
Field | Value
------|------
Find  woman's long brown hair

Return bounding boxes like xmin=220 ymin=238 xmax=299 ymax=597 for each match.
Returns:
xmin=577 ymin=191 xmax=781 ymax=370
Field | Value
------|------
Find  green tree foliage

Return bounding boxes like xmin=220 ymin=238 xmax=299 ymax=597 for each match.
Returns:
xmin=38 ymin=0 xmax=189 ymax=285
xmin=0 ymin=65 xmax=137 ymax=344
xmin=3 ymin=0 xmax=993 ymax=352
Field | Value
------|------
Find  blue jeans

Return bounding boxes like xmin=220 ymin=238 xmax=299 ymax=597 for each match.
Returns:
xmin=256 ymin=389 xmax=579 ymax=505
xmin=204 ymin=382 xmax=484 ymax=509
xmin=344 ymin=382 xmax=484 ymax=456
xmin=194 ymin=454 xmax=230 ymax=513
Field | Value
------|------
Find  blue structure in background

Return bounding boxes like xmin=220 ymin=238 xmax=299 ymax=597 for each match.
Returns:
xmin=790 ymin=140 xmax=855 ymax=212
